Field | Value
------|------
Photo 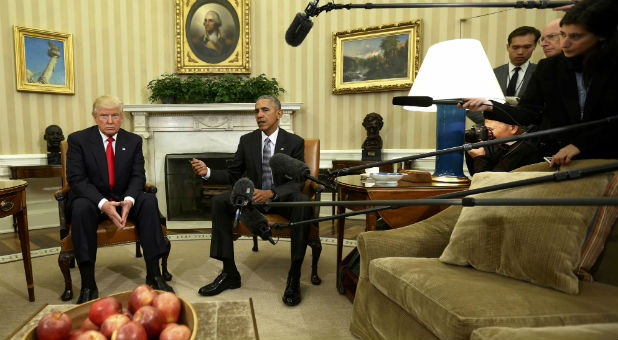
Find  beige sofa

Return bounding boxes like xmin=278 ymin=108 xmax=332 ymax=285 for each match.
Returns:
xmin=350 ymin=160 xmax=618 ymax=340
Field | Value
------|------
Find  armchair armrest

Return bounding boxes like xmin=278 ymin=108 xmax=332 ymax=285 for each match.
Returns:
xmin=144 ymin=184 xmax=157 ymax=194
xmin=55 ymin=185 xmax=70 ymax=202
xmin=357 ymin=205 xmax=462 ymax=279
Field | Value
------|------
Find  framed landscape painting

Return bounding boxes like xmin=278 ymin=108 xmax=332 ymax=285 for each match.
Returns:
xmin=13 ymin=26 xmax=74 ymax=94
xmin=332 ymin=20 xmax=422 ymax=94
xmin=176 ymin=0 xmax=250 ymax=74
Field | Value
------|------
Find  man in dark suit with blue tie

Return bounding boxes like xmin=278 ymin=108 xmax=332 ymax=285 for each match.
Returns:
xmin=66 ymin=95 xmax=173 ymax=303
xmin=190 ymin=95 xmax=312 ymax=306
xmin=494 ymin=26 xmax=541 ymax=98
xmin=468 ymin=26 xmax=541 ymax=124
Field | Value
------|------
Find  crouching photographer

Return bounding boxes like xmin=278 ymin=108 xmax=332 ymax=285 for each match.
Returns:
xmin=465 ymin=110 xmax=540 ymax=176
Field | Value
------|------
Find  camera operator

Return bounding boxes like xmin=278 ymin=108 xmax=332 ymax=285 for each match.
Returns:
xmin=465 ymin=110 xmax=540 ymax=176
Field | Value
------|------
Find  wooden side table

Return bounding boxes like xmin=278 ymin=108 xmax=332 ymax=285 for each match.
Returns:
xmin=9 ymin=165 xmax=63 ymax=184
xmin=0 ymin=180 xmax=34 ymax=301
xmin=334 ymin=175 xmax=469 ymax=302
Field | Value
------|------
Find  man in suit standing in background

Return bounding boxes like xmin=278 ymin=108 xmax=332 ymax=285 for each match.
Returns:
xmin=191 ymin=95 xmax=313 ymax=306
xmin=541 ymin=18 xmax=563 ymax=58
xmin=66 ymin=95 xmax=173 ymax=303
xmin=494 ymin=26 xmax=541 ymax=98
xmin=467 ymin=26 xmax=541 ymax=124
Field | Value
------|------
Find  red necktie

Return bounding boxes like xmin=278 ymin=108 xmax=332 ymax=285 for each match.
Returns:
xmin=106 ymin=137 xmax=115 ymax=190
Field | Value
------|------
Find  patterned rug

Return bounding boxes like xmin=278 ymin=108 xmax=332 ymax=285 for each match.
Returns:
xmin=0 ymin=234 xmax=357 ymax=264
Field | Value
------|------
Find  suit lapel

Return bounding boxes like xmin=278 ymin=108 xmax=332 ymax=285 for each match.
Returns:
xmin=252 ymin=130 xmax=263 ymax=183
xmin=520 ymin=64 xmax=536 ymax=97
xmin=274 ymin=129 xmax=288 ymax=155
xmin=114 ymin=130 xmax=128 ymax=185
xmin=89 ymin=127 xmax=110 ymax=188
xmin=558 ymin=67 xmax=581 ymax=123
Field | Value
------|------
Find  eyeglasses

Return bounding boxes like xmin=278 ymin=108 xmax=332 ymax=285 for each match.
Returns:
xmin=541 ymin=33 xmax=560 ymax=42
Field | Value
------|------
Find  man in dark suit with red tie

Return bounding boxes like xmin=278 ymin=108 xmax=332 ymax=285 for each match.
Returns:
xmin=190 ymin=95 xmax=313 ymax=306
xmin=66 ymin=95 xmax=173 ymax=303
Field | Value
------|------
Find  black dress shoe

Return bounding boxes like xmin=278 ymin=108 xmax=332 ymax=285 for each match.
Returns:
xmin=146 ymin=275 xmax=175 ymax=293
xmin=282 ymin=275 xmax=301 ymax=306
xmin=198 ymin=272 xmax=241 ymax=296
xmin=76 ymin=287 xmax=99 ymax=304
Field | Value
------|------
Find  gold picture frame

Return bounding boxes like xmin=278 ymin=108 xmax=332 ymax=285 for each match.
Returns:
xmin=332 ymin=20 xmax=422 ymax=95
xmin=175 ymin=0 xmax=250 ymax=74
xmin=13 ymin=26 xmax=74 ymax=95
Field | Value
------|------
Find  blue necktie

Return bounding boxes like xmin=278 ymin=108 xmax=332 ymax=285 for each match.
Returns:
xmin=262 ymin=138 xmax=273 ymax=190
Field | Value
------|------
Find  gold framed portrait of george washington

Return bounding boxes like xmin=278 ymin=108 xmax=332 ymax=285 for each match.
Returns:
xmin=176 ymin=0 xmax=250 ymax=74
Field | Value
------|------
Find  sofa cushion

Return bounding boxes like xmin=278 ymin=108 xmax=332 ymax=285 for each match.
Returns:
xmin=368 ymin=257 xmax=618 ymax=340
xmin=470 ymin=323 xmax=618 ymax=340
xmin=439 ymin=170 xmax=614 ymax=294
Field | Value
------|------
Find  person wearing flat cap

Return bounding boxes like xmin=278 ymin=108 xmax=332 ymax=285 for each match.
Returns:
xmin=465 ymin=109 xmax=540 ymax=176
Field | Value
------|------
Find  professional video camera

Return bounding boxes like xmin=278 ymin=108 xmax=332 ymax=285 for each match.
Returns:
xmin=464 ymin=124 xmax=490 ymax=143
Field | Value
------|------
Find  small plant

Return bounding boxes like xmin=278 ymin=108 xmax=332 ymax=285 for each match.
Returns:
xmin=146 ymin=73 xmax=285 ymax=104
xmin=146 ymin=73 xmax=183 ymax=104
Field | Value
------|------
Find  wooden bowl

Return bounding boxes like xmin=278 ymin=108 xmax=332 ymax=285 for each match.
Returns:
xmin=22 ymin=290 xmax=197 ymax=340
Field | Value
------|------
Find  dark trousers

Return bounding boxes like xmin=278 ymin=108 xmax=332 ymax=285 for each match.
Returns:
xmin=70 ymin=192 xmax=167 ymax=265
xmin=209 ymin=191 xmax=312 ymax=263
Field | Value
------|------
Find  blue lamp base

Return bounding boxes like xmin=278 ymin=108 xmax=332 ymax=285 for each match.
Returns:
xmin=432 ymin=104 xmax=469 ymax=183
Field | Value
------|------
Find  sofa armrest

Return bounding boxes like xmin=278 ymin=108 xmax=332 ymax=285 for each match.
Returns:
xmin=357 ymin=205 xmax=462 ymax=279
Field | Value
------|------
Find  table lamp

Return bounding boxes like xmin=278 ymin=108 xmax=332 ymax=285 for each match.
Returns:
xmin=404 ymin=39 xmax=504 ymax=182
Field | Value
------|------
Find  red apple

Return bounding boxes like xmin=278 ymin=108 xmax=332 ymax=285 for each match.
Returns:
xmin=100 ymin=313 xmax=131 ymax=338
xmin=68 ymin=328 xmax=85 ymax=340
xmin=129 ymin=284 xmax=157 ymax=313
xmin=152 ymin=292 xmax=181 ymax=323
xmin=89 ymin=296 xmax=123 ymax=326
xmin=80 ymin=317 xmax=99 ymax=331
xmin=36 ymin=312 xmax=72 ymax=340
xmin=74 ymin=330 xmax=106 ymax=340
xmin=111 ymin=321 xmax=148 ymax=340
xmin=159 ymin=324 xmax=191 ymax=340
xmin=121 ymin=307 xmax=132 ymax=320
xmin=132 ymin=305 xmax=165 ymax=338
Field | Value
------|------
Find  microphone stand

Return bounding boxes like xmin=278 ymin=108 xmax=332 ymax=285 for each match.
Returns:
xmin=258 ymin=162 xmax=618 ymax=228
xmin=329 ymin=115 xmax=618 ymax=177
xmin=310 ymin=0 xmax=575 ymax=16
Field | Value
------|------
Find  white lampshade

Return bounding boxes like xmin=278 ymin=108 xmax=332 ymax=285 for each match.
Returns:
xmin=405 ymin=39 xmax=504 ymax=112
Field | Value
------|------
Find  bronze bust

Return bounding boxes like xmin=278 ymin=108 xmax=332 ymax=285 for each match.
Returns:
xmin=362 ymin=112 xmax=383 ymax=150
xmin=44 ymin=125 xmax=64 ymax=164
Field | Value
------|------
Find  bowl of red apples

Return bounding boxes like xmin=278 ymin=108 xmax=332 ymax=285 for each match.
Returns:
xmin=23 ymin=284 xmax=197 ymax=340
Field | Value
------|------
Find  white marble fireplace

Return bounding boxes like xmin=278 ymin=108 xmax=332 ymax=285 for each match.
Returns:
xmin=124 ymin=103 xmax=302 ymax=225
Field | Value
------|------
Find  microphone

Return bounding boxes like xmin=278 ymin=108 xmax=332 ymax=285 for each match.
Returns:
xmin=269 ymin=153 xmax=335 ymax=190
xmin=230 ymin=178 xmax=254 ymax=229
xmin=285 ymin=1 xmax=319 ymax=46
xmin=392 ymin=96 xmax=466 ymax=107
xmin=238 ymin=205 xmax=276 ymax=245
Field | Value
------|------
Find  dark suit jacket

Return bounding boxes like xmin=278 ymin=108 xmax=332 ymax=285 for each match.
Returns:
xmin=66 ymin=126 xmax=146 ymax=210
xmin=207 ymin=128 xmax=305 ymax=199
xmin=494 ymin=62 xmax=537 ymax=97
xmin=491 ymin=52 xmax=618 ymax=159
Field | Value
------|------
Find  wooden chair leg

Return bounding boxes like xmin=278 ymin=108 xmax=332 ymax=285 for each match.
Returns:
xmin=252 ymin=236 xmax=259 ymax=252
xmin=308 ymin=237 xmax=322 ymax=285
xmin=135 ymin=241 xmax=143 ymax=258
xmin=161 ymin=237 xmax=173 ymax=281
xmin=58 ymin=251 xmax=74 ymax=301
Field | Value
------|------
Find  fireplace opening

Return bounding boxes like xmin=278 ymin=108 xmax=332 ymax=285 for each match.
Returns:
xmin=165 ymin=153 xmax=234 ymax=221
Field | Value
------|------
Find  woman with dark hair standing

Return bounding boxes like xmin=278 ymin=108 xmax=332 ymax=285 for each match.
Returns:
xmin=462 ymin=0 xmax=618 ymax=167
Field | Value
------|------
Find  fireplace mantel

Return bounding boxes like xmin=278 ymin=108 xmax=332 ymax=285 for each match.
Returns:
xmin=124 ymin=102 xmax=302 ymax=220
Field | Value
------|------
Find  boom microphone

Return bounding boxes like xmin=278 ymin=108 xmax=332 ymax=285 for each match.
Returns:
xmin=392 ymin=96 xmax=466 ymax=107
xmin=230 ymin=178 xmax=254 ymax=228
xmin=285 ymin=1 xmax=320 ymax=46
xmin=270 ymin=153 xmax=335 ymax=190
xmin=238 ymin=206 xmax=276 ymax=245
